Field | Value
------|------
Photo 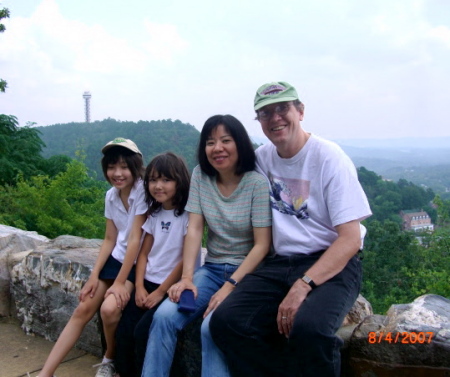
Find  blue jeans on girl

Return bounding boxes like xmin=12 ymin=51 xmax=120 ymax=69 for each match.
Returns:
xmin=141 ymin=262 xmax=237 ymax=377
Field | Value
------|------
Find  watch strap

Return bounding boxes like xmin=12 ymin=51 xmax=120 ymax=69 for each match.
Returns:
xmin=226 ymin=277 xmax=238 ymax=286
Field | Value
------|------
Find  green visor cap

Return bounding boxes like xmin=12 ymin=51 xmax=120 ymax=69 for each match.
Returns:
xmin=254 ymin=81 xmax=299 ymax=110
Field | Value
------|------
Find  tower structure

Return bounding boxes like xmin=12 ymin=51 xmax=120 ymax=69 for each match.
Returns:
xmin=82 ymin=91 xmax=92 ymax=123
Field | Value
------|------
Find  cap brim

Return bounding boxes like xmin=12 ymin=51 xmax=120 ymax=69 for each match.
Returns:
xmin=254 ymin=96 xmax=298 ymax=111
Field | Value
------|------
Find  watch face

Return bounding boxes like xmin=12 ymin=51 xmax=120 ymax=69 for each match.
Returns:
xmin=302 ymin=275 xmax=311 ymax=284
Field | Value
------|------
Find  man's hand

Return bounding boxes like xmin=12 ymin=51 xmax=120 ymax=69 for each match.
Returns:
xmin=277 ymin=279 xmax=311 ymax=337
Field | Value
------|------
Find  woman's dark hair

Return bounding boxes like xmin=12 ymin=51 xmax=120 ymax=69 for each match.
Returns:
xmin=197 ymin=114 xmax=256 ymax=176
xmin=101 ymin=146 xmax=145 ymax=183
xmin=143 ymin=152 xmax=190 ymax=216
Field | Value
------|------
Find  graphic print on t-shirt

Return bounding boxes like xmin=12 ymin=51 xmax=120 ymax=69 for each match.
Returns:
xmin=161 ymin=221 xmax=171 ymax=232
xmin=268 ymin=173 xmax=310 ymax=219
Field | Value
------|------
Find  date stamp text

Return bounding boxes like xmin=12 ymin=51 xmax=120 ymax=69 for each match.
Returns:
xmin=367 ymin=331 xmax=434 ymax=344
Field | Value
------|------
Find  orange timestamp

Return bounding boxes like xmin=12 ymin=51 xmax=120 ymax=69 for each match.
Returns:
xmin=367 ymin=331 xmax=434 ymax=344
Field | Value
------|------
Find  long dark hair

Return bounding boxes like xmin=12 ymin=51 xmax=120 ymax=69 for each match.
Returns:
xmin=143 ymin=152 xmax=190 ymax=216
xmin=197 ymin=114 xmax=256 ymax=176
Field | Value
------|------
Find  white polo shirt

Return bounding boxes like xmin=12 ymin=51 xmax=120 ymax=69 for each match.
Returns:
xmin=104 ymin=179 xmax=147 ymax=263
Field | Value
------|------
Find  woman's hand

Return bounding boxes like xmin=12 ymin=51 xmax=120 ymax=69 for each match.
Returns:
xmin=168 ymin=278 xmax=197 ymax=303
xmin=144 ymin=289 xmax=165 ymax=309
xmin=203 ymin=283 xmax=234 ymax=318
xmin=135 ymin=286 xmax=148 ymax=308
xmin=105 ymin=281 xmax=130 ymax=310
xmin=79 ymin=275 xmax=99 ymax=302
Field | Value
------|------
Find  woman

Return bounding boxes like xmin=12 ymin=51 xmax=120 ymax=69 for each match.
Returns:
xmin=141 ymin=114 xmax=272 ymax=377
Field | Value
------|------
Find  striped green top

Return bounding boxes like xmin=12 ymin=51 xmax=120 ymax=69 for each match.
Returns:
xmin=186 ymin=166 xmax=272 ymax=265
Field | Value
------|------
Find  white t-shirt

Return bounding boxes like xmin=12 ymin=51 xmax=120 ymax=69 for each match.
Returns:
xmin=104 ymin=179 xmax=147 ymax=263
xmin=142 ymin=209 xmax=194 ymax=284
xmin=256 ymin=134 xmax=372 ymax=256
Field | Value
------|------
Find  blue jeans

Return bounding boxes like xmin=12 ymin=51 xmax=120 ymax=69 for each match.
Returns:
xmin=210 ymin=252 xmax=362 ymax=377
xmin=201 ymin=311 xmax=230 ymax=377
xmin=141 ymin=263 xmax=237 ymax=377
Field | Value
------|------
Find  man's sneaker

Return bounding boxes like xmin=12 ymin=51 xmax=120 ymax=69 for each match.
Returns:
xmin=93 ymin=361 xmax=116 ymax=377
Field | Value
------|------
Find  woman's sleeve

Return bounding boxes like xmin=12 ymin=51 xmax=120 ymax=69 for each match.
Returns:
xmin=185 ymin=166 xmax=203 ymax=215
xmin=251 ymin=176 xmax=272 ymax=228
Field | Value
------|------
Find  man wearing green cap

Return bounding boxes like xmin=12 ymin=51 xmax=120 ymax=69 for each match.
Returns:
xmin=210 ymin=81 xmax=372 ymax=376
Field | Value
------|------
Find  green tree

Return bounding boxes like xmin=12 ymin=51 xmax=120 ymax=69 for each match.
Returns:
xmin=0 ymin=160 xmax=108 ymax=238
xmin=362 ymin=220 xmax=420 ymax=313
xmin=0 ymin=7 xmax=10 ymax=92
xmin=0 ymin=115 xmax=46 ymax=185
xmin=362 ymin=218 xmax=450 ymax=314
xmin=39 ymin=154 xmax=73 ymax=178
xmin=433 ymin=195 xmax=450 ymax=227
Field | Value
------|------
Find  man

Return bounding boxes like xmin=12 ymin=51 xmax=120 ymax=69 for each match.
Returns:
xmin=210 ymin=81 xmax=372 ymax=377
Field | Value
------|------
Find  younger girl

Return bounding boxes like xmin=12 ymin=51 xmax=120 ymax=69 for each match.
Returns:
xmin=114 ymin=152 xmax=195 ymax=377
xmin=38 ymin=138 xmax=147 ymax=377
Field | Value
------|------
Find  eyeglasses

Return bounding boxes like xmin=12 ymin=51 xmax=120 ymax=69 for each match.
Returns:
xmin=257 ymin=103 xmax=291 ymax=121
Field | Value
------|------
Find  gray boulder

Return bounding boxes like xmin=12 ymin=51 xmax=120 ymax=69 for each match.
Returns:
xmin=10 ymin=235 xmax=103 ymax=356
xmin=348 ymin=294 xmax=450 ymax=376
xmin=0 ymin=225 xmax=49 ymax=317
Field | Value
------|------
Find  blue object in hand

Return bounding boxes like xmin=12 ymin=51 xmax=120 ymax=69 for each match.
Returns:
xmin=178 ymin=290 xmax=196 ymax=313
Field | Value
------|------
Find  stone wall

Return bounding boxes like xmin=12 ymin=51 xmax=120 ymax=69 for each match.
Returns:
xmin=1 ymin=225 xmax=449 ymax=376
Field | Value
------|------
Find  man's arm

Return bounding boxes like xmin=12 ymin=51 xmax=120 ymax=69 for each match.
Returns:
xmin=277 ymin=219 xmax=361 ymax=337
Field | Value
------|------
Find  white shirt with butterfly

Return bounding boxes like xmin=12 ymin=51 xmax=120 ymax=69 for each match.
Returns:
xmin=141 ymin=209 xmax=196 ymax=284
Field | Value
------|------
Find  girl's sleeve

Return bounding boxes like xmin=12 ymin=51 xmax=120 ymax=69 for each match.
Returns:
xmin=104 ymin=189 xmax=113 ymax=219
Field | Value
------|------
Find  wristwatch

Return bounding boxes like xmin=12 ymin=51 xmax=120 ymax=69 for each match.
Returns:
xmin=226 ymin=277 xmax=238 ymax=287
xmin=301 ymin=274 xmax=317 ymax=289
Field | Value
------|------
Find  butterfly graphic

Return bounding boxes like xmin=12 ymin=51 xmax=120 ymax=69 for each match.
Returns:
xmin=161 ymin=221 xmax=171 ymax=230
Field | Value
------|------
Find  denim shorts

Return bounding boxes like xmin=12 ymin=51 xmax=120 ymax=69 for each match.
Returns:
xmin=99 ymin=254 xmax=136 ymax=283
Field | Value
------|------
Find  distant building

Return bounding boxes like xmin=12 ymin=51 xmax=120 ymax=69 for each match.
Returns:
xmin=400 ymin=210 xmax=434 ymax=232
xmin=83 ymin=91 xmax=92 ymax=123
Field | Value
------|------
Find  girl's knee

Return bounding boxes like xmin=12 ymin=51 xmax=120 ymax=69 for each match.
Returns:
xmin=100 ymin=300 xmax=121 ymax=322
xmin=153 ymin=300 xmax=178 ymax=321
xmin=72 ymin=299 xmax=97 ymax=322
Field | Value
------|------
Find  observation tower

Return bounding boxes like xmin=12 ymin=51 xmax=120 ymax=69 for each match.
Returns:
xmin=82 ymin=91 xmax=92 ymax=123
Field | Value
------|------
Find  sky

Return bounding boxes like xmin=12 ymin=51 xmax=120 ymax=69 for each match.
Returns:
xmin=1 ymin=0 xmax=450 ymax=141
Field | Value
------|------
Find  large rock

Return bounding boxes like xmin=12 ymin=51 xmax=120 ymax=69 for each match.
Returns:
xmin=7 ymin=233 xmax=204 ymax=376
xmin=0 ymin=225 xmax=49 ymax=317
xmin=10 ymin=235 xmax=103 ymax=356
xmin=6 ymin=225 xmax=449 ymax=376
xmin=348 ymin=294 xmax=450 ymax=376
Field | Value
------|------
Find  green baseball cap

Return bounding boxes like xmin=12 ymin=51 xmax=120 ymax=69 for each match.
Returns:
xmin=254 ymin=81 xmax=299 ymax=110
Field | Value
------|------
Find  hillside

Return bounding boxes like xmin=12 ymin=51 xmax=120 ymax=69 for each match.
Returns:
xmin=36 ymin=121 xmax=450 ymax=197
xmin=36 ymin=118 xmax=200 ymax=178
xmin=338 ymin=145 xmax=450 ymax=196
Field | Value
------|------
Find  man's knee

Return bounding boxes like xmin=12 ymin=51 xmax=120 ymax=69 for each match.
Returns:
xmin=209 ymin=306 xmax=226 ymax=343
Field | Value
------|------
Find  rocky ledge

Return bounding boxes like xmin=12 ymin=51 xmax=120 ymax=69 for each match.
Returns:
xmin=1 ymin=225 xmax=449 ymax=376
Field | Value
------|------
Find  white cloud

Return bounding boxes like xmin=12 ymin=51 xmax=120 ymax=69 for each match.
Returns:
xmin=427 ymin=25 xmax=450 ymax=48
xmin=1 ymin=0 xmax=450 ymax=139
xmin=142 ymin=20 xmax=189 ymax=63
